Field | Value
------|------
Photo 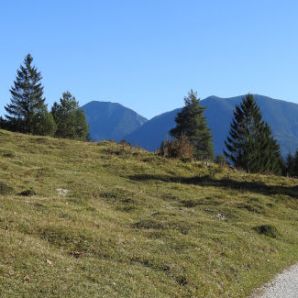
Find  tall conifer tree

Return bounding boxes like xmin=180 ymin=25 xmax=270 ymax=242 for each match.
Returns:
xmin=224 ymin=94 xmax=282 ymax=174
xmin=4 ymin=54 xmax=55 ymax=135
xmin=170 ymin=90 xmax=214 ymax=160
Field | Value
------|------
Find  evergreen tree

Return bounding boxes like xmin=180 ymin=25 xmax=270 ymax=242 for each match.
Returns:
xmin=286 ymin=153 xmax=295 ymax=176
xmin=51 ymin=91 xmax=88 ymax=140
xmin=31 ymin=106 xmax=57 ymax=136
xmin=224 ymin=94 xmax=282 ymax=174
xmin=170 ymin=90 xmax=214 ymax=160
xmin=4 ymin=54 xmax=52 ymax=135
xmin=0 ymin=117 xmax=8 ymax=130
xmin=260 ymin=123 xmax=283 ymax=174
xmin=286 ymin=150 xmax=298 ymax=176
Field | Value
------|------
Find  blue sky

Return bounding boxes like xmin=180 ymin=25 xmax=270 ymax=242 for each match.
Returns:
xmin=1 ymin=0 xmax=298 ymax=119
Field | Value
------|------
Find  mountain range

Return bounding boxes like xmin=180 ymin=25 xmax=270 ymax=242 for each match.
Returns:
xmin=81 ymin=101 xmax=147 ymax=142
xmin=81 ymin=95 xmax=298 ymax=156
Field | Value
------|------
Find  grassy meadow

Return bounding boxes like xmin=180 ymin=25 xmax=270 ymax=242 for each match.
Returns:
xmin=0 ymin=129 xmax=298 ymax=297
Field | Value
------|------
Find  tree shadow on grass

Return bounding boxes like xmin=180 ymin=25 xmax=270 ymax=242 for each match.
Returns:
xmin=128 ymin=174 xmax=298 ymax=199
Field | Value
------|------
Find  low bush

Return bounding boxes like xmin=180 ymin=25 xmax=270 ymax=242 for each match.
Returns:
xmin=254 ymin=224 xmax=278 ymax=238
xmin=158 ymin=136 xmax=193 ymax=161
xmin=19 ymin=188 xmax=37 ymax=197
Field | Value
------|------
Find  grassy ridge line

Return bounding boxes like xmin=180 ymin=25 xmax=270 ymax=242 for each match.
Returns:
xmin=0 ymin=129 xmax=298 ymax=297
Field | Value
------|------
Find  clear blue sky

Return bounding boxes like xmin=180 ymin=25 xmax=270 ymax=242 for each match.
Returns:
xmin=1 ymin=0 xmax=298 ymax=119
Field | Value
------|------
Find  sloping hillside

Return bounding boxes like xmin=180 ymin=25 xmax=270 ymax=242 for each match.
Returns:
xmin=126 ymin=95 xmax=298 ymax=156
xmin=81 ymin=101 xmax=147 ymax=141
xmin=0 ymin=129 xmax=298 ymax=297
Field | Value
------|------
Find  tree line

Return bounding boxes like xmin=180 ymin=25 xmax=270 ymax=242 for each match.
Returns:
xmin=0 ymin=54 xmax=88 ymax=140
xmin=162 ymin=90 xmax=298 ymax=177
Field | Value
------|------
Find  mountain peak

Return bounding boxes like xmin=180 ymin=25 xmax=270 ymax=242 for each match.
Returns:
xmin=81 ymin=101 xmax=147 ymax=141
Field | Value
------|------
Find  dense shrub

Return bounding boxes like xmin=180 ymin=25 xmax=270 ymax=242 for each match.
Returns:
xmin=254 ymin=224 xmax=278 ymax=238
xmin=19 ymin=188 xmax=37 ymax=197
xmin=159 ymin=136 xmax=193 ymax=161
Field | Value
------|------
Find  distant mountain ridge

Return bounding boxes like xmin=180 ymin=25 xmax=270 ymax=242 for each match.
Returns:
xmin=82 ymin=95 xmax=298 ymax=156
xmin=81 ymin=101 xmax=147 ymax=142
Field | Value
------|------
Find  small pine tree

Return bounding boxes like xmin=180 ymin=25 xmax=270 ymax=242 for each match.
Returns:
xmin=31 ymin=107 xmax=57 ymax=136
xmin=224 ymin=94 xmax=282 ymax=174
xmin=170 ymin=90 xmax=214 ymax=160
xmin=5 ymin=54 xmax=51 ymax=135
xmin=51 ymin=91 xmax=88 ymax=140
xmin=286 ymin=150 xmax=298 ymax=177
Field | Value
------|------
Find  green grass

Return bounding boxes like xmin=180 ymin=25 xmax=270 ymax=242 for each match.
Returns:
xmin=0 ymin=129 xmax=298 ymax=297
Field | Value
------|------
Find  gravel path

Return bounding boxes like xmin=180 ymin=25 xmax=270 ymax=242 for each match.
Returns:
xmin=252 ymin=263 xmax=298 ymax=298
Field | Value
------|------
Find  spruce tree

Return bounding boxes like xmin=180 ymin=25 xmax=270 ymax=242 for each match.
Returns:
xmin=224 ymin=94 xmax=282 ymax=174
xmin=51 ymin=91 xmax=88 ymax=140
xmin=260 ymin=123 xmax=283 ymax=174
xmin=4 ymin=54 xmax=53 ymax=135
xmin=170 ymin=90 xmax=214 ymax=160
